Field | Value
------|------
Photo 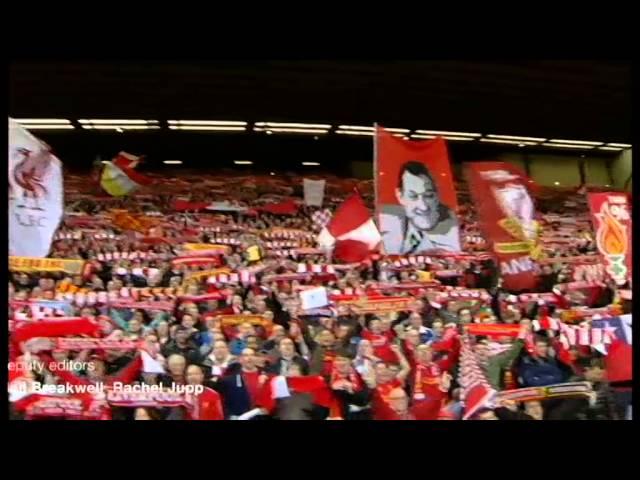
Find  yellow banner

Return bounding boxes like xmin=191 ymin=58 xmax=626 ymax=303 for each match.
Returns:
xmin=217 ymin=314 xmax=268 ymax=327
xmin=493 ymin=241 xmax=535 ymax=254
xmin=183 ymin=268 xmax=232 ymax=283
xmin=417 ymin=270 xmax=432 ymax=282
xmin=110 ymin=211 xmax=158 ymax=233
xmin=10 ymin=257 xmax=85 ymax=275
xmin=183 ymin=243 xmax=231 ymax=253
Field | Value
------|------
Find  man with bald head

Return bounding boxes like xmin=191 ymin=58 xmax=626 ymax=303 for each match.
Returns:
xmin=377 ymin=376 xmax=451 ymax=421
xmin=159 ymin=354 xmax=187 ymax=387
xmin=218 ymin=348 xmax=269 ymax=419
xmin=184 ymin=364 xmax=224 ymax=420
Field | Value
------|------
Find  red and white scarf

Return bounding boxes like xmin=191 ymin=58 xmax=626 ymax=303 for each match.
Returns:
xmin=458 ymin=335 xmax=497 ymax=420
xmin=205 ymin=270 xmax=256 ymax=285
xmin=95 ymin=251 xmax=166 ymax=261
xmin=261 ymin=230 xmax=315 ymax=240
xmin=330 ymin=365 xmax=363 ymax=392
xmin=56 ymin=231 xmax=116 ymax=240
xmin=267 ymin=248 xmax=326 ymax=258
xmin=263 ymin=241 xmax=301 ymax=249
xmin=20 ymin=394 xmax=108 ymax=420
xmin=203 ymin=236 xmax=241 ymax=246
xmin=295 ymin=263 xmax=336 ymax=274
xmin=412 ymin=362 xmax=442 ymax=400
xmin=53 ymin=287 xmax=179 ymax=307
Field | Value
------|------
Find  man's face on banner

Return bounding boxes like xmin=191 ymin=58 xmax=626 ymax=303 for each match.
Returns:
xmin=396 ymin=170 xmax=440 ymax=231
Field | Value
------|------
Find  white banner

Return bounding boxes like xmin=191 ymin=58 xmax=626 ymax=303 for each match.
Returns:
xmin=206 ymin=201 xmax=248 ymax=212
xmin=9 ymin=119 xmax=63 ymax=258
xmin=299 ymin=286 xmax=328 ymax=310
xmin=303 ymin=178 xmax=326 ymax=207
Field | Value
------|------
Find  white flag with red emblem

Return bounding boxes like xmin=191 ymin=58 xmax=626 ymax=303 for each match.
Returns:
xmin=9 ymin=119 xmax=64 ymax=258
xmin=317 ymin=192 xmax=381 ymax=262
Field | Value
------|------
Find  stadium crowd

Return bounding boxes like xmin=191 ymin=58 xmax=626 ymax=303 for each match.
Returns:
xmin=8 ymin=171 xmax=632 ymax=420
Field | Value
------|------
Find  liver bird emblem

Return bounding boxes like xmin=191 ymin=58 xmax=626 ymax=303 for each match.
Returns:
xmin=11 ymin=147 xmax=51 ymax=210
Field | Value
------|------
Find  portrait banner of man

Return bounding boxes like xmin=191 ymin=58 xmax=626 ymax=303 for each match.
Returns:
xmin=375 ymin=126 xmax=460 ymax=255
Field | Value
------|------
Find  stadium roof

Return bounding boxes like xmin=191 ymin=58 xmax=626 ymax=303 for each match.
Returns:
xmin=9 ymin=60 xmax=631 ymax=169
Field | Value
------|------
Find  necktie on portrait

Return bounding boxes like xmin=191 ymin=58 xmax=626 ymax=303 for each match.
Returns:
xmin=408 ymin=231 xmax=423 ymax=254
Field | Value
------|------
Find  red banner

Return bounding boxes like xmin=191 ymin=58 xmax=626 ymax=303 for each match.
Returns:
xmin=464 ymin=323 xmax=522 ymax=338
xmin=333 ymin=296 xmax=415 ymax=314
xmin=587 ymin=192 xmax=632 ymax=286
xmin=256 ymin=199 xmax=299 ymax=215
xmin=375 ymin=126 xmax=460 ymax=254
xmin=466 ymin=162 xmax=539 ymax=291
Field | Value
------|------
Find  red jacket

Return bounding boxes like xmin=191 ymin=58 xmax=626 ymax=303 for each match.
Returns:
xmin=187 ymin=387 xmax=224 ymax=420
xmin=376 ymin=388 xmax=447 ymax=420
xmin=361 ymin=329 xmax=397 ymax=363
xmin=412 ymin=359 xmax=452 ymax=401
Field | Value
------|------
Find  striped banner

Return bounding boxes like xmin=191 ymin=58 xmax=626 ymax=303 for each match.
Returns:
xmin=498 ymin=382 xmax=593 ymax=403
xmin=10 ymin=257 xmax=85 ymax=275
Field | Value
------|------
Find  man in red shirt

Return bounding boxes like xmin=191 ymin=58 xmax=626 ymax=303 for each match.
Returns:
xmin=185 ymin=364 xmax=224 ymax=420
xmin=377 ymin=376 xmax=450 ymax=421
xmin=411 ymin=344 xmax=458 ymax=403
xmin=330 ymin=350 xmax=371 ymax=420
xmin=370 ymin=344 xmax=411 ymax=419
xmin=361 ymin=318 xmax=397 ymax=364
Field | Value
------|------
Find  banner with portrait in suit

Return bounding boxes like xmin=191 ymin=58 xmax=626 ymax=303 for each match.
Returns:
xmin=375 ymin=126 xmax=460 ymax=255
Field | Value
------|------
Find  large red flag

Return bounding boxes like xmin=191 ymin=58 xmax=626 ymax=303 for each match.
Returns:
xmin=587 ymin=192 xmax=632 ymax=286
xmin=605 ymin=339 xmax=632 ymax=383
xmin=375 ymin=126 xmax=460 ymax=255
xmin=466 ymin=162 xmax=540 ymax=292
xmin=316 ymin=192 xmax=381 ymax=263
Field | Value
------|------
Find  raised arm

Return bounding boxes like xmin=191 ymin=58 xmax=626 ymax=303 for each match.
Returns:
xmin=109 ymin=354 xmax=143 ymax=386
xmin=39 ymin=353 xmax=90 ymax=387
xmin=390 ymin=344 xmax=411 ymax=383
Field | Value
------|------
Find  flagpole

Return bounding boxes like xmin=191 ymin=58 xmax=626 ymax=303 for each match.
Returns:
xmin=373 ymin=122 xmax=386 ymax=257
xmin=373 ymin=122 xmax=379 ymax=228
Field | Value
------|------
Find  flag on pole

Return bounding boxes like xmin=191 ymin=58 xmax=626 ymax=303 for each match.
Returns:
xmin=317 ymin=192 xmax=381 ymax=263
xmin=100 ymin=151 xmax=152 ymax=196
xmin=9 ymin=118 xmax=64 ymax=258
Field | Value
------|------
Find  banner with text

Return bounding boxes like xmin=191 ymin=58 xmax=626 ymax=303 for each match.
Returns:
xmin=10 ymin=256 xmax=85 ymax=275
xmin=466 ymin=162 xmax=540 ymax=291
xmin=587 ymin=192 xmax=632 ymax=286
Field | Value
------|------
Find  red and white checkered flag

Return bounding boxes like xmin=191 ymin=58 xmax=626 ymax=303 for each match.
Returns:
xmin=312 ymin=208 xmax=332 ymax=231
